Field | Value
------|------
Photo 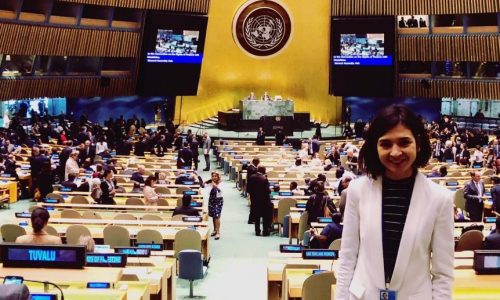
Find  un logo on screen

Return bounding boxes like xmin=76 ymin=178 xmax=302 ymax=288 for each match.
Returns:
xmin=233 ymin=0 xmax=292 ymax=57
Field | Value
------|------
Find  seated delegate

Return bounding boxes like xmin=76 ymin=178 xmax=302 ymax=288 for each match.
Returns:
xmin=16 ymin=207 xmax=62 ymax=245
xmin=173 ymin=195 xmax=200 ymax=217
xmin=309 ymin=213 xmax=343 ymax=249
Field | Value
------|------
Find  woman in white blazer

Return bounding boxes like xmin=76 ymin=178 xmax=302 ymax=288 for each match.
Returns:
xmin=336 ymin=105 xmax=454 ymax=300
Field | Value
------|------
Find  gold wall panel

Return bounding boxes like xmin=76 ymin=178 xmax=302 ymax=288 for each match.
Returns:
xmin=0 ymin=23 xmax=140 ymax=57
xmin=58 ymin=0 xmax=210 ymax=13
xmin=397 ymin=79 xmax=500 ymax=99
xmin=0 ymin=77 xmax=135 ymax=100
xmin=175 ymin=0 xmax=341 ymax=125
xmin=331 ymin=0 xmax=500 ymax=16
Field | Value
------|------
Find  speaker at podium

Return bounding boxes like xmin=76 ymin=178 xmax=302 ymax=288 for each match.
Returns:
xmin=260 ymin=116 xmax=293 ymax=136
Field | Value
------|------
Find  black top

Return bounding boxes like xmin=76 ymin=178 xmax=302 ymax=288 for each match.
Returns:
xmin=173 ymin=206 xmax=200 ymax=216
xmin=381 ymin=173 xmax=416 ymax=283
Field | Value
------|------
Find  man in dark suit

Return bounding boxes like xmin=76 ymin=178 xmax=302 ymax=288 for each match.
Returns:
xmin=464 ymin=171 xmax=486 ymax=222
xmin=245 ymin=158 xmax=260 ymax=222
xmin=134 ymin=138 xmax=146 ymax=157
xmin=61 ymin=173 xmax=78 ymax=191
xmin=190 ymin=138 xmax=200 ymax=170
xmin=275 ymin=129 xmax=285 ymax=146
xmin=247 ymin=166 xmax=272 ymax=236
xmin=256 ymin=127 xmax=266 ymax=145
xmin=490 ymin=176 xmax=500 ymax=215
xmin=398 ymin=16 xmax=406 ymax=28
xmin=484 ymin=218 xmax=500 ymax=250
xmin=310 ymin=135 xmax=320 ymax=154
xmin=78 ymin=140 xmax=95 ymax=165
xmin=177 ymin=142 xmax=193 ymax=169
xmin=29 ymin=146 xmax=49 ymax=195
xmin=130 ymin=165 xmax=145 ymax=184
xmin=432 ymin=140 xmax=444 ymax=161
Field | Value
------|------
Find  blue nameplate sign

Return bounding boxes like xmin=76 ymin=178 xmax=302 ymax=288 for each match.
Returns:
xmin=60 ymin=187 xmax=72 ymax=192
xmin=43 ymin=198 xmax=60 ymax=204
xmin=0 ymin=244 xmax=85 ymax=269
xmin=302 ymin=249 xmax=338 ymax=260
xmin=484 ymin=217 xmax=497 ymax=223
xmin=87 ymin=282 xmax=111 ymax=289
xmin=85 ymin=253 xmax=127 ymax=267
xmin=137 ymin=243 xmax=164 ymax=251
xmin=313 ymin=269 xmax=328 ymax=274
xmin=114 ymin=247 xmax=151 ymax=257
xmin=446 ymin=182 xmax=458 ymax=186
xmin=279 ymin=244 xmax=303 ymax=253
xmin=189 ymin=202 xmax=202 ymax=207
xmin=234 ymin=155 xmax=243 ymax=159
xmin=15 ymin=212 xmax=31 ymax=218
xmin=31 ymin=294 xmax=57 ymax=300
xmin=183 ymin=181 xmax=194 ymax=185
xmin=1 ymin=174 xmax=11 ymax=177
xmin=279 ymin=192 xmax=293 ymax=196
xmin=183 ymin=216 xmax=202 ymax=222
xmin=317 ymin=217 xmax=333 ymax=223
xmin=183 ymin=190 xmax=198 ymax=195
xmin=296 ymin=203 xmax=306 ymax=208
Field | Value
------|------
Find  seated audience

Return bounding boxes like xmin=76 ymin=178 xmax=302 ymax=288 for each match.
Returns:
xmin=173 ymin=195 xmax=200 ymax=216
xmin=309 ymin=213 xmax=343 ymax=249
xmin=61 ymin=173 xmax=78 ymax=191
xmin=305 ymin=181 xmax=336 ymax=225
xmin=130 ymin=165 xmax=145 ymax=184
xmin=453 ymin=204 xmax=468 ymax=222
xmin=78 ymin=235 xmax=96 ymax=252
xmin=484 ymin=218 xmax=500 ymax=250
xmin=16 ymin=207 xmax=62 ymax=245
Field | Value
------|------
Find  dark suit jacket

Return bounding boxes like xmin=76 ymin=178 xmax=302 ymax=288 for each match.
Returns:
xmin=61 ymin=180 xmax=78 ymax=191
xmin=256 ymin=131 xmax=266 ymax=145
xmin=178 ymin=147 xmax=193 ymax=167
xmin=130 ymin=172 xmax=145 ymax=184
xmin=311 ymin=140 xmax=320 ymax=154
xmin=463 ymin=180 xmax=485 ymax=221
xmin=79 ymin=147 xmax=96 ymax=164
xmin=29 ymin=155 xmax=49 ymax=180
xmin=275 ymin=132 xmax=285 ymax=146
xmin=442 ymin=148 xmax=454 ymax=162
xmin=484 ymin=231 xmax=500 ymax=250
xmin=100 ymin=180 xmax=115 ymax=204
xmin=173 ymin=206 xmax=200 ymax=216
xmin=134 ymin=141 xmax=146 ymax=156
xmin=247 ymin=173 xmax=271 ymax=217
xmin=490 ymin=185 xmax=500 ymax=213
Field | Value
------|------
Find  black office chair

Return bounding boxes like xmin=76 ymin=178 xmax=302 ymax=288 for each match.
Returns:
xmin=178 ymin=250 xmax=208 ymax=298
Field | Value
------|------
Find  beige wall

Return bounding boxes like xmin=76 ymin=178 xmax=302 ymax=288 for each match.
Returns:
xmin=175 ymin=0 xmax=342 ymax=125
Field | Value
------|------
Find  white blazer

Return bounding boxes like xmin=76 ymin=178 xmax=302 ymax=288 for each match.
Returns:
xmin=336 ymin=173 xmax=454 ymax=300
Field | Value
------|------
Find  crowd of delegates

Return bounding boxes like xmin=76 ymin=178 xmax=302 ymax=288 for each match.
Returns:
xmin=242 ymin=112 xmax=500 ymax=250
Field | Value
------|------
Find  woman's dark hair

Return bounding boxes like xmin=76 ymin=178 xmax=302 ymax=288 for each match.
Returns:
xmin=358 ymin=105 xmax=431 ymax=179
xmin=492 ymin=176 xmax=500 ymax=184
xmin=182 ymin=194 xmax=192 ymax=206
xmin=145 ymin=175 xmax=156 ymax=187
xmin=103 ymin=169 xmax=113 ymax=179
xmin=31 ymin=207 xmax=50 ymax=233
xmin=314 ymin=181 xmax=326 ymax=194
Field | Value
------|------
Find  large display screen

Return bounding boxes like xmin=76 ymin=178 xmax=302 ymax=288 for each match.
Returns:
xmin=330 ymin=17 xmax=395 ymax=97
xmin=335 ymin=33 xmax=391 ymax=66
xmin=147 ymin=29 xmax=202 ymax=64
xmin=137 ymin=12 xmax=208 ymax=96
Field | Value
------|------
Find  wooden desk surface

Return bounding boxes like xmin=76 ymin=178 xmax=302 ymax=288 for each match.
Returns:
xmin=55 ymin=190 xmax=203 ymax=199
xmin=38 ymin=202 xmax=205 ymax=212
xmin=0 ymin=265 xmax=123 ymax=284
xmin=43 ymin=217 xmax=208 ymax=227
xmin=25 ymin=282 xmax=128 ymax=300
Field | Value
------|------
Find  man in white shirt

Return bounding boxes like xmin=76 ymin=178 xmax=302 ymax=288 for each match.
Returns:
xmin=65 ymin=150 xmax=82 ymax=181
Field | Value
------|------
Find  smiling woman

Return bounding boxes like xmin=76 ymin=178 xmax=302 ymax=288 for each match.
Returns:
xmin=336 ymin=105 xmax=454 ymax=300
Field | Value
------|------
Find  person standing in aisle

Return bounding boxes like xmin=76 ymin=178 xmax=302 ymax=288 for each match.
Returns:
xmin=206 ymin=171 xmax=223 ymax=240
xmin=202 ymin=132 xmax=211 ymax=171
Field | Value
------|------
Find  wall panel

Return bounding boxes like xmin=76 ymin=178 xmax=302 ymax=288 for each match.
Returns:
xmin=331 ymin=0 xmax=500 ymax=16
xmin=398 ymin=35 xmax=500 ymax=62
xmin=0 ymin=77 xmax=135 ymax=99
xmin=397 ymin=79 xmax=500 ymax=99
xmin=0 ymin=23 xmax=139 ymax=57
xmin=58 ymin=0 xmax=210 ymax=13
